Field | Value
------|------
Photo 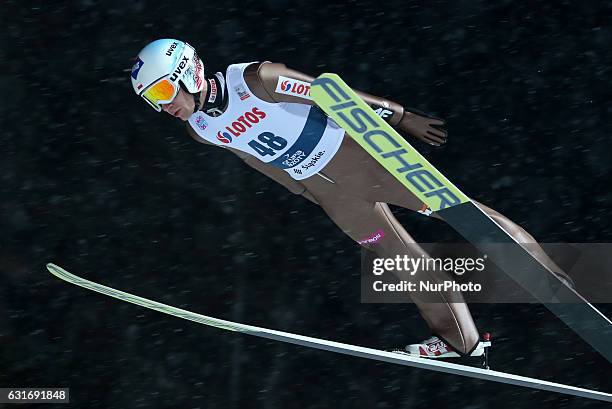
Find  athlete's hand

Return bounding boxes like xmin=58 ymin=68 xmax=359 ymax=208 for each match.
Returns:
xmin=397 ymin=109 xmax=447 ymax=146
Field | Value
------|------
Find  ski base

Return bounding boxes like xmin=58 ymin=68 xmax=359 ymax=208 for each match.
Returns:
xmin=47 ymin=263 xmax=612 ymax=402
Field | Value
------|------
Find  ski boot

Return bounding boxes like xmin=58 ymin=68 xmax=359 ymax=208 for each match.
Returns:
xmin=392 ymin=333 xmax=492 ymax=369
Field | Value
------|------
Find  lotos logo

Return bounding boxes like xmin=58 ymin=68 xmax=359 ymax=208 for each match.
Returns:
xmin=275 ymin=76 xmax=312 ymax=99
xmin=216 ymin=131 xmax=232 ymax=144
xmin=131 ymin=58 xmax=144 ymax=80
xmin=170 ymin=56 xmax=189 ymax=82
xmin=215 ymin=107 xmax=267 ymax=144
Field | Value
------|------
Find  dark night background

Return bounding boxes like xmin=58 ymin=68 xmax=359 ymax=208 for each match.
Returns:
xmin=2 ymin=1 xmax=612 ymax=408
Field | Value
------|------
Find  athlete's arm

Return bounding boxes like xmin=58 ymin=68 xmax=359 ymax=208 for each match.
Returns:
xmin=238 ymin=151 xmax=320 ymax=205
xmin=244 ymin=62 xmax=447 ymax=146
xmin=185 ymin=124 xmax=319 ymax=204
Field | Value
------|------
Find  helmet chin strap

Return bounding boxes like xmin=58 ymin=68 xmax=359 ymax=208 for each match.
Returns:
xmin=192 ymin=90 xmax=201 ymax=114
xmin=178 ymin=81 xmax=202 ymax=114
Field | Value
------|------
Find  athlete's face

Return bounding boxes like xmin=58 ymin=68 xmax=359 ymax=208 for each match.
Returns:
xmin=161 ymin=87 xmax=195 ymax=122
xmin=161 ymin=82 xmax=207 ymax=122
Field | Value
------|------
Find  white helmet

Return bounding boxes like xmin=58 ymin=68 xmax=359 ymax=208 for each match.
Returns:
xmin=131 ymin=39 xmax=205 ymax=112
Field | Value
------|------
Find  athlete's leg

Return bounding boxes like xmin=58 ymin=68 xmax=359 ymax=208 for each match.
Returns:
xmin=363 ymin=172 xmax=574 ymax=285
xmin=320 ymin=137 xmax=571 ymax=284
xmin=316 ymin=136 xmax=440 ymax=216
xmin=471 ymin=201 xmax=573 ymax=284
xmin=367 ymin=202 xmax=480 ymax=353
xmin=300 ymin=174 xmax=479 ymax=353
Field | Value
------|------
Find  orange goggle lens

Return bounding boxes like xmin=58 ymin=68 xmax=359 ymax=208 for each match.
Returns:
xmin=142 ymin=79 xmax=179 ymax=110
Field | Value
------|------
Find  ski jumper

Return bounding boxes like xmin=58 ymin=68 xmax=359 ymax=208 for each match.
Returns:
xmin=186 ymin=61 xmax=480 ymax=353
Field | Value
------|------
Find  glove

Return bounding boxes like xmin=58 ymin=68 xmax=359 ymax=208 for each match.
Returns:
xmin=397 ymin=108 xmax=447 ymax=146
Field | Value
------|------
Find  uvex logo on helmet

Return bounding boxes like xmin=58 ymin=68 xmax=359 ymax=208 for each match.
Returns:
xmin=166 ymin=42 xmax=178 ymax=56
xmin=170 ymin=56 xmax=189 ymax=82
xmin=216 ymin=107 xmax=267 ymax=144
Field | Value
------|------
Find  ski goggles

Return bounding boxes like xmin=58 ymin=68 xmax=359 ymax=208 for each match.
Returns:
xmin=141 ymin=77 xmax=180 ymax=112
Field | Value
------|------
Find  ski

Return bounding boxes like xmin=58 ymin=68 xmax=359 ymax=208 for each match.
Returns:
xmin=310 ymin=73 xmax=612 ymax=363
xmin=46 ymin=263 xmax=611 ymax=402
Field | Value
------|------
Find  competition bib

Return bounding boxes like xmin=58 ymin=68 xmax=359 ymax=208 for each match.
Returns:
xmin=188 ymin=63 xmax=344 ymax=180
